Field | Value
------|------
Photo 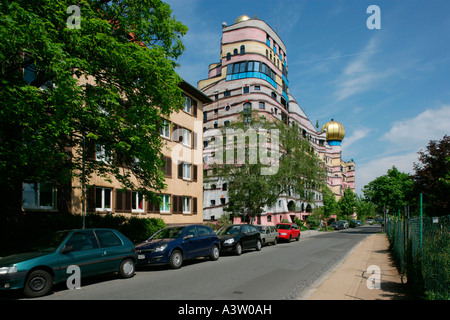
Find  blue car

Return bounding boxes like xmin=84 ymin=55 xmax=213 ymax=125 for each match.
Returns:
xmin=0 ymin=228 xmax=137 ymax=298
xmin=135 ymin=225 xmax=220 ymax=269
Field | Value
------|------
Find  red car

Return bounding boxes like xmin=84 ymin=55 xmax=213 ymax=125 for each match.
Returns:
xmin=276 ymin=223 xmax=300 ymax=242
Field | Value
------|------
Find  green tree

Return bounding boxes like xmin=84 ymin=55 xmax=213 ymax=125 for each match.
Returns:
xmin=0 ymin=0 xmax=187 ymax=209
xmin=338 ymin=187 xmax=357 ymax=220
xmin=213 ymin=114 xmax=325 ymax=222
xmin=322 ymin=186 xmax=339 ymax=219
xmin=363 ymin=166 xmax=413 ymax=215
xmin=413 ymin=135 xmax=450 ymax=217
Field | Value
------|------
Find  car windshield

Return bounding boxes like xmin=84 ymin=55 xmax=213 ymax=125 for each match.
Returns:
xmin=149 ymin=227 xmax=185 ymax=240
xmin=216 ymin=225 xmax=241 ymax=236
xmin=276 ymin=224 xmax=291 ymax=230
xmin=29 ymin=231 xmax=70 ymax=253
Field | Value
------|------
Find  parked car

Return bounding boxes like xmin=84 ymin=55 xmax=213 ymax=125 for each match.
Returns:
xmin=331 ymin=221 xmax=342 ymax=230
xmin=366 ymin=219 xmax=374 ymax=225
xmin=0 ymin=228 xmax=137 ymax=298
xmin=135 ymin=225 xmax=220 ymax=269
xmin=356 ymin=220 xmax=362 ymax=227
xmin=216 ymin=224 xmax=262 ymax=255
xmin=275 ymin=223 xmax=300 ymax=241
xmin=338 ymin=220 xmax=349 ymax=229
xmin=255 ymin=225 xmax=279 ymax=246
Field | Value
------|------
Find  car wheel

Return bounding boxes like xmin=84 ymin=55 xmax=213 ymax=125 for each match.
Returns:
xmin=296 ymin=234 xmax=300 ymax=241
xmin=256 ymin=240 xmax=262 ymax=251
xmin=118 ymin=258 xmax=135 ymax=278
xmin=273 ymin=237 xmax=277 ymax=245
xmin=169 ymin=250 xmax=183 ymax=269
xmin=209 ymin=245 xmax=219 ymax=261
xmin=23 ymin=269 xmax=53 ymax=298
xmin=235 ymin=243 xmax=242 ymax=256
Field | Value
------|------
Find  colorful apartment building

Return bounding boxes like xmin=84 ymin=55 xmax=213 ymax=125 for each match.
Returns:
xmin=198 ymin=15 xmax=356 ymax=224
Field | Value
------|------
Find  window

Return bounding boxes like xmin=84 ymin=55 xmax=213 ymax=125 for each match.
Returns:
xmin=160 ymin=194 xmax=171 ymax=213
xmin=95 ymin=187 xmax=112 ymax=212
xmin=132 ymin=191 xmax=145 ymax=213
xmin=210 ymin=200 xmax=216 ymax=206
xmin=65 ymin=231 xmax=98 ymax=252
xmin=259 ymin=101 xmax=265 ymax=109
xmin=159 ymin=119 xmax=170 ymax=139
xmin=183 ymin=95 xmax=191 ymax=113
xmin=182 ymin=128 xmax=191 ymax=147
xmin=226 ymin=105 xmax=230 ymax=111
xmin=22 ymin=182 xmax=56 ymax=210
xmin=243 ymin=86 xmax=249 ymax=94
xmin=254 ymin=85 xmax=260 ymax=90
xmin=96 ymin=229 xmax=122 ymax=247
xmin=226 ymin=53 xmax=231 ymax=61
xmin=182 ymin=162 xmax=191 ymax=180
xmin=197 ymin=225 xmax=212 ymax=236
xmin=243 ymin=102 xmax=252 ymax=124
xmin=233 ymin=48 xmax=238 ymax=55
xmin=224 ymin=90 xmax=231 ymax=97
xmin=220 ymin=198 xmax=226 ymax=205
xmin=183 ymin=196 xmax=191 ymax=213
xmin=240 ymin=45 xmax=245 ymax=55
xmin=222 ymin=183 xmax=227 ymax=191
xmin=95 ymin=144 xmax=111 ymax=163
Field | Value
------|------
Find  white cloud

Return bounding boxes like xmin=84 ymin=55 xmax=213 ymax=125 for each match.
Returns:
xmin=341 ymin=128 xmax=370 ymax=150
xmin=382 ymin=105 xmax=450 ymax=147
xmin=355 ymin=105 xmax=450 ymax=194
xmin=356 ymin=151 xmax=418 ymax=195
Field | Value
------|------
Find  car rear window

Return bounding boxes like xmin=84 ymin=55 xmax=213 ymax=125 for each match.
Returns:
xmin=96 ymin=230 xmax=123 ymax=247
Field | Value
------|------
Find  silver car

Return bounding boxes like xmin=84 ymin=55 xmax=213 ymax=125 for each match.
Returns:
xmin=255 ymin=225 xmax=279 ymax=246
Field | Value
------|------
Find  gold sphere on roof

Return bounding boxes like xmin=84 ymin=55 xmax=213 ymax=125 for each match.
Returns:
xmin=321 ymin=119 xmax=345 ymax=141
xmin=235 ymin=15 xmax=251 ymax=23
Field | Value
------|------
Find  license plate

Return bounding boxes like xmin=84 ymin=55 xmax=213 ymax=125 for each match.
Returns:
xmin=138 ymin=254 xmax=145 ymax=259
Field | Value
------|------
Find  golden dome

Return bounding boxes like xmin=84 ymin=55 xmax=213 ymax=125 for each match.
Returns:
xmin=235 ymin=15 xmax=251 ymax=23
xmin=321 ymin=119 xmax=345 ymax=142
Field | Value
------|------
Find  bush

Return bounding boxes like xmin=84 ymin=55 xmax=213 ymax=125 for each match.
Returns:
xmin=120 ymin=217 xmax=166 ymax=243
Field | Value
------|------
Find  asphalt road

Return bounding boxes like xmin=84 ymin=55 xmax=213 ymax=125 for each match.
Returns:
xmin=9 ymin=225 xmax=379 ymax=301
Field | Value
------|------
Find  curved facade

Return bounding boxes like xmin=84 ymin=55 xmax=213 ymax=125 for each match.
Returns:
xmin=198 ymin=16 xmax=355 ymax=224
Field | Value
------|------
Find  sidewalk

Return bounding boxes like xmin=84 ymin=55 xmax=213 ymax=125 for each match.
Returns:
xmin=302 ymin=233 xmax=409 ymax=300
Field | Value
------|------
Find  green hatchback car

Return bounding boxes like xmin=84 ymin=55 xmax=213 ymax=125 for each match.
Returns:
xmin=0 ymin=228 xmax=137 ymax=298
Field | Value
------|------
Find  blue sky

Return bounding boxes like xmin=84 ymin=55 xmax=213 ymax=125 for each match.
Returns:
xmin=164 ymin=0 xmax=450 ymax=194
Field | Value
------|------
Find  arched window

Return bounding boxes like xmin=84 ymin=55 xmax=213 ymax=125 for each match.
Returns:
xmin=233 ymin=48 xmax=238 ymax=55
xmin=226 ymin=52 xmax=231 ymax=61
xmin=240 ymin=45 xmax=245 ymax=55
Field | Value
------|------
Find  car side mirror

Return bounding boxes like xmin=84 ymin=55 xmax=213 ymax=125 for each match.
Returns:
xmin=183 ymin=234 xmax=194 ymax=240
xmin=61 ymin=245 xmax=73 ymax=254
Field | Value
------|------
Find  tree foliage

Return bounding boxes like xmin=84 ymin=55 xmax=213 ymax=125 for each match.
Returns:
xmin=362 ymin=166 xmax=413 ymax=214
xmin=211 ymin=114 xmax=326 ymax=221
xmin=338 ymin=187 xmax=357 ymax=219
xmin=413 ymin=135 xmax=450 ymax=216
xmin=0 ymin=0 xmax=188 ymax=205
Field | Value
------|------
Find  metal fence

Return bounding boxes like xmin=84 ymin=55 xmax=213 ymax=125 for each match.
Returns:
xmin=386 ymin=215 xmax=449 ymax=299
